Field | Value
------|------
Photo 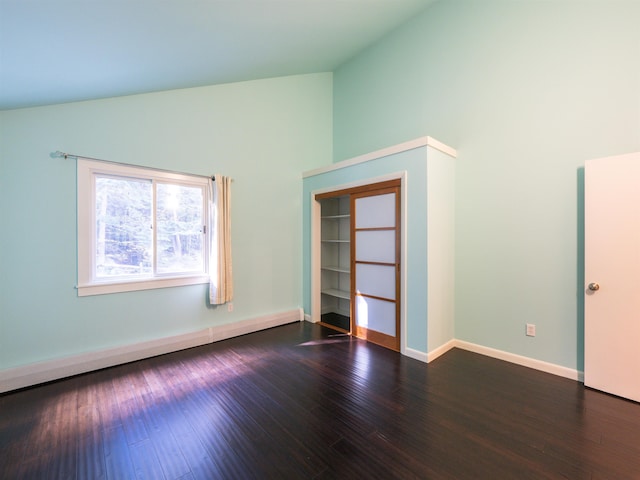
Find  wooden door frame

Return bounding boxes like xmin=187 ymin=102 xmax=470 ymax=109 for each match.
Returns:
xmin=310 ymin=172 xmax=407 ymax=355
xmin=351 ymin=182 xmax=401 ymax=351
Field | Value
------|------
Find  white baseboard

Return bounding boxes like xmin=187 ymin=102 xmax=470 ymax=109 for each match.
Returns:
xmin=414 ymin=338 xmax=583 ymax=382
xmin=453 ymin=340 xmax=584 ymax=382
xmin=209 ymin=308 xmax=303 ymax=342
xmin=404 ymin=346 xmax=428 ymax=363
xmin=426 ymin=339 xmax=456 ymax=362
xmin=0 ymin=308 xmax=303 ymax=393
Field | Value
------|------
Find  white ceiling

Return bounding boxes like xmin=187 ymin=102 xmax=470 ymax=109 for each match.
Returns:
xmin=0 ymin=0 xmax=434 ymax=110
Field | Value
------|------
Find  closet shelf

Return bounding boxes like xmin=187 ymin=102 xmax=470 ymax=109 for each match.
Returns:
xmin=321 ymin=289 xmax=351 ymax=300
xmin=321 ymin=214 xmax=350 ymax=219
xmin=321 ymin=265 xmax=350 ymax=274
xmin=321 ymin=239 xmax=350 ymax=243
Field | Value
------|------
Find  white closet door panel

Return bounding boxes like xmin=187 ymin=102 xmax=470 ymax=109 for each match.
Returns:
xmin=355 ymin=230 xmax=395 ymax=263
xmin=355 ymin=264 xmax=395 ymax=300
xmin=355 ymin=296 xmax=396 ymax=336
xmin=355 ymin=193 xmax=395 ymax=228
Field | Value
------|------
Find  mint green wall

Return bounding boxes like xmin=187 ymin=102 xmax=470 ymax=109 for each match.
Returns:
xmin=0 ymin=73 xmax=332 ymax=370
xmin=333 ymin=1 xmax=640 ymax=370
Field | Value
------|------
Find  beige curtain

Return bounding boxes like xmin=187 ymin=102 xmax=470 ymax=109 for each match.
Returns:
xmin=209 ymin=175 xmax=233 ymax=305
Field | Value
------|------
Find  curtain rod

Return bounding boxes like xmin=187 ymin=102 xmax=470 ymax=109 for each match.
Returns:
xmin=52 ymin=150 xmax=216 ymax=181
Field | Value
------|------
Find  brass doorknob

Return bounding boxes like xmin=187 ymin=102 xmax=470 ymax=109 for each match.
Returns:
xmin=588 ymin=282 xmax=600 ymax=291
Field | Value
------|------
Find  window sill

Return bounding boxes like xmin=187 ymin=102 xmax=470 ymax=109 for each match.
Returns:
xmin=77 ymin=275 xmax=210 ymax=297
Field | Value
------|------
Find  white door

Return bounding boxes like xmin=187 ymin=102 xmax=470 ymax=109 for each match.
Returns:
xmin=584 ymin=151 xmax=640 ymax=402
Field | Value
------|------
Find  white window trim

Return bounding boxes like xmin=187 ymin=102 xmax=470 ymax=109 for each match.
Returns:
xmin=77 ymin=158 xmax=210 ymax=297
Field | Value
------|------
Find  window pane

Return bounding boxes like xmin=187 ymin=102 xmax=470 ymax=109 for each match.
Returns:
xmin=96 ymin=176 xmax=152 ymax=278
xmin=156 ymin=183 xmax=204 ymax=274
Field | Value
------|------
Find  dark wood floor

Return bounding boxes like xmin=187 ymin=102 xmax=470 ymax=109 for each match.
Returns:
xmin=2 ymin=322 xmax=640 ymax=479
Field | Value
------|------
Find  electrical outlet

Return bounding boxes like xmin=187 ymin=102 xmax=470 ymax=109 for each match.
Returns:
xmin=526 ymin=323 xmax=536 ymax=337
xmin=227 ymin=302 xmax=234 ymax=312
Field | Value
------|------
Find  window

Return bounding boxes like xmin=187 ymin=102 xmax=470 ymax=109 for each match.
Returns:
xmin=77 ymin=158 xmax=210 ymax=296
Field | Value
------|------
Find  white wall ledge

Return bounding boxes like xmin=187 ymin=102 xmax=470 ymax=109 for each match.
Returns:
xmin=302 ymin=136 xmax=457 ymax=178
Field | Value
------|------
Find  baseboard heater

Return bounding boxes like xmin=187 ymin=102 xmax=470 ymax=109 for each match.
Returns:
xmin=0 ymin=308 xmax=303 ymax=394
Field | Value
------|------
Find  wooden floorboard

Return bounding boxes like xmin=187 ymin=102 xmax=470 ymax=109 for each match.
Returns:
xmin=2 ymin=321 xmax=640 ymax=479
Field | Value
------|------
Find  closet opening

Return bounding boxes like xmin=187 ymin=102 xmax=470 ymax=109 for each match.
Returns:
xmin=314 ymin=179 xmax=401 ymax=351
xmin=317 ymin=193 xmax=351 ymax=333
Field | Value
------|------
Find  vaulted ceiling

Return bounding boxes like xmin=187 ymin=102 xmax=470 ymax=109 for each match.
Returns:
xmin=0 ymin=0 xmax=434 ymax=110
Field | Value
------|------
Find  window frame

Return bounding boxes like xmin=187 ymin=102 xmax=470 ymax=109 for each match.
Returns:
xmin=77 ymin=158 xmax=210 ymax=296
